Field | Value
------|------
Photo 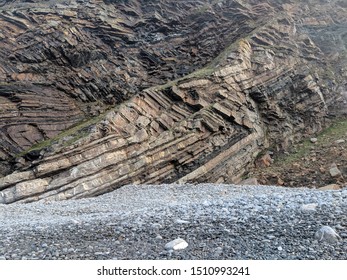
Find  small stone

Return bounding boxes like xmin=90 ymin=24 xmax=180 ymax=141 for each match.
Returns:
xmin=136 ymin=116 xmax=151 ymax=128
xmin=165 ymin=238 xmax=188 ymax=251
xmin=318 ymin=184 xmax=341 ymax=191
xmin=266 ymin=235 xmax=276 ymax=240
xmin=335 ymin=139 xmax=345 ymax=144
xmin=301 ymin=203 xmax=318 ymax=211
xmin=215 ymin=247 xmax=223 ymax=252
xmin=151 ymin=223 xmax=162 ymax=230
xmin=335 ymin=224 xmax=344 ymax=230
xmin=255 ymin=154 xmax=273 ymax=168
xmin=240 ymin=177 xmax=258 ymax=185
xmin=277 ymin=177 xmax=284 ymax=186
xmin=277 ymin=246 xmax=283 ymax=251
xmin=329 ymin=164 xmax=342 ymax=178
xmin=71 ymin=219 xmax=81 ymax=224
xmin=203 ymin=201 xmax=211 ymax=206
xmin=310 ymin=138 xmax=318 ymax=143
xmin=213 ymin=247 xmax=223 ymax=257
xmin=315 ymin=226 xmax=341 ymax=244
xmin=175 ymin=219 xmax=190 ymax=224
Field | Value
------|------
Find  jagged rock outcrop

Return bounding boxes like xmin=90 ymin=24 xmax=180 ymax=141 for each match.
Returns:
xmin=0 ymin=0 xmax=269 ymax=169
xmin=0 ymin=0 xmax=346 ymax=203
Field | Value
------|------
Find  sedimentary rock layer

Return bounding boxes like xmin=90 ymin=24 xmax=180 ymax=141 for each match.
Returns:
xmin=0 ymin=0 xmax=346 ymax=203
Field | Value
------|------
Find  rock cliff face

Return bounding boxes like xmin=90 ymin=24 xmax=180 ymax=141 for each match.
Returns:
xmin=0 ymin=0 xmax=346 ymax=203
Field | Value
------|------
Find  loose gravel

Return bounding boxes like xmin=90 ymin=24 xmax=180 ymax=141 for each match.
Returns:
xmin=0 ymin=184 xmax=346 ymax=260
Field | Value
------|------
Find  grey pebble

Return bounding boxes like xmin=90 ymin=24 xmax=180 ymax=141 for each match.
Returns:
xmin=315 ymin=226 xmax=341 ymax=244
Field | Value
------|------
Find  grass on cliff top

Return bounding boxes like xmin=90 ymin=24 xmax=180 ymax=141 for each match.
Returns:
xmin=273 ymin=117 xmax=347 ymax=166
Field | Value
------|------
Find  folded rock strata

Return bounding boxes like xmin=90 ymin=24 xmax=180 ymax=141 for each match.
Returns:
xmin=0 ymin=0 xmax=346 ymax=203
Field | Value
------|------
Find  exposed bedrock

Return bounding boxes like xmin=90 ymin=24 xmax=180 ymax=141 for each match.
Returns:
xmin=0 ymin=0 xmax=346 ymax=203
xmin=0 ymin=0 xmax=269 ymax=162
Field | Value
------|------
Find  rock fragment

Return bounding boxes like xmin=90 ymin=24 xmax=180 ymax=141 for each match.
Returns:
xmin=175 ymin=219 xmax=190 ymax=224
xmin=301 ymin=203 xmax=318 ymax=211
xmin=165 ymin=238 xmax=188 ymax=251
xmin=310 ymin=138 xmax=318 ymax=143
xmin=318 ymin=184 xmax=341 ymax=191
xmin=240 ymin=178 xmax=259 ymax=185
xmin=255 ymin=154 xmax=273 ymax=168
xmin=277 ymin=177 xmax=284 ymax=186
xmin=319 ymin=166 xmax=326 ymax=173
xmin=314 ymin=226 xmax=341 ymax=244
xmin=329 ymin=163 xmax=342 ymax=178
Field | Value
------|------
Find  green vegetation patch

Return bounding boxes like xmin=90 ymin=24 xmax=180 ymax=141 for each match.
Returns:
xmin=274 ymin=117 xmax=347 ymax=167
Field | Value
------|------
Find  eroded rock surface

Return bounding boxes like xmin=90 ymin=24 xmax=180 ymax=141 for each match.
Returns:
xmin=0 ymin=0 xmax=346 ymax=203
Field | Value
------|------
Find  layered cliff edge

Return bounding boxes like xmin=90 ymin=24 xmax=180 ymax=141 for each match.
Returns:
xmin=0 ymin=0 xmax=346 ymax=204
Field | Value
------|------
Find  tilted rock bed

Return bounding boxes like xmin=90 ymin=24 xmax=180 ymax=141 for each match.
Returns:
xmin=0 ymin=184 xmax=346 ymax=260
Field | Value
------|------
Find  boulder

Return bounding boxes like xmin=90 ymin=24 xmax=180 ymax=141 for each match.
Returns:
xmin=314 ymin=226 xmax=341 ymax=244
xmin=165 ymin=238 xmax=189 ymax=251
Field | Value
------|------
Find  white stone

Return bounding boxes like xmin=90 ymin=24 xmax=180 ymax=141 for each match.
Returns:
xmin=301 ymin=203 xmax=318 ymax=211
xmin=71 ymin=219 xmax=82 ymax=224
xmin=165 ymin=238 xmax=188 ymax=251
xmin=310 ymin=138 xmax=318 ymax=143
xmin=175 ymin=219 xmax=190 ymax=224
xmin=203 ymin=201 xmax=211 ymax=206
xmin=314 ymin=226 xmax=341 ymax=244
xmin=335 ymin=139 xmax=345 ymax=144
